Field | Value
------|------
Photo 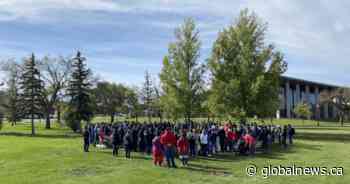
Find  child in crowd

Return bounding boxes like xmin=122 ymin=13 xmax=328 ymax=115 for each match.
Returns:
xmin=152 ymin=132 xmax=164 ymax=166
xmin=177 ymin=132 xmax=190 ymax=166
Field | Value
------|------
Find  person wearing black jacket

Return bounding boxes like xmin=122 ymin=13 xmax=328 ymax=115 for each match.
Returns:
xmin=83 ymin=126 xmax=90 ymax=152
xmin=287 ymin=124 xmax=295 ymax=144
xmin=217 ymin=127 xmax=226 ymax=152
xmin=123 ymin=130 xmax=133 ymax=159
xmin=282 ymin=125 xmax=288 ymax=149
xmin=112 ymin=127 xmax=122 ymax=156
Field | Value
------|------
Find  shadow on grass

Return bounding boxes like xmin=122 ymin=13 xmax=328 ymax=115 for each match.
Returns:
xmin=0 ymin=131 xmax=80 ymax=139
xmin=83 ymin=142 xmax=322 ymax=176
xmin=178 ymin=163 xmax=232 ymax=176
xmin=296 ymin=132 xmax=350 ymax=142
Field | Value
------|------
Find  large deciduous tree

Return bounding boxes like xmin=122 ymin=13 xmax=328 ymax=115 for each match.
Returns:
xmin=160 ymin=18 xmax=205 ymax=122
xmin=19 ymin=54 xmax=43 ymax=135
xmin=65 ymin=51 xmax=93 ymax=132
xmin=125 ymin=87 xmax=142 ymax=122
xmin=39 ymin=56 xmax=72 ymax=129
xmin=208 ymin=9 xmax=287 ymax=120
xmin=0 ymin=60 xmax=22 ymax=126
xmin=93 ymin=82 xmax=127 ymax=123
xmin=320 ymin=88 xmax=350 ymax=126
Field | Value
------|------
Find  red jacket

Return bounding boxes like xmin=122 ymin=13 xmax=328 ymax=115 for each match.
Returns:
xmin=160 ymin=130 xmax=177 ymax=147
xmin=177 ymin=137 xmax=189 ymax=155
xmin=227 ymin=131 xmax=237 ymax=141
xmin=243 ymin=134 xmax=256 ymax=146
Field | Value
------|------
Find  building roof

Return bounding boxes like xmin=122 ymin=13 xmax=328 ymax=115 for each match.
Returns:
xmin=281 ymin=75 xmax=340 ymax=89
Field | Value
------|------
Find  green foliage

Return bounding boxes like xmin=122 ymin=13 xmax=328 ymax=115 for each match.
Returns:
xmin=208 ymin=9 xmax=287 ymax=120
xmin=66 ymin=52 xmax=93 ymax=132
xmin=320 ymin=87 xmax=350 ymax=125
xmin=63 ymin=108 xmax=81 ymax=132
xmin=0 ymin=61 xmax=22 ymax=124
xmin=125 ymin=87 xmax=142 ymax=121
xmin=141 ymin=70 xmax=155 ymax=122
xmin=293 ymin=102 xmax=312 ymax=121
xmin=0 ymin=113 xmax=3 ymax=130
xmin=160 ymin=18 xmax=205 ymax=122
xmin=19 ymin=54 xmax=43 ymax=135
xmin=93 ymin=81 xmax=128 ymax=122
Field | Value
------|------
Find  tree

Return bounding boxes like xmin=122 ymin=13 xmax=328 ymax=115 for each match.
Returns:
xmin=19 ymin=54 xmax=43 ymax=135
xmin=159 ymin=18 xmax=205 ymax=122
xmin=208 ymin=9 xmax=287 ymax=120
xmin=39 ymin=56 xmax=72 ymax=129
xmin=125 ymin=87 xmax=142 ymax=122
xmin=0 ymin=89 xmax=5 ymax=130
xmin=65 ymin=51 xmax=93 ymax=132
xmin=93 ymin=82 xmax=127 ymax=123
xmin=153 ymin=83 xmax=164 ymax=122
xmin=320 ymin=88 xmax=350 ymax=126
xmin=141 ymin=70 xmax=155 ymax=122
xmin=0 ymin=60 xmax=22 ymax=125
xmin=293 ymin=102 xmax=312 ymax=124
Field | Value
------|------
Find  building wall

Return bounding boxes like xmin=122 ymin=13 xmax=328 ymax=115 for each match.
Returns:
xmin=277 ymin=78 xmax=338 ymax=120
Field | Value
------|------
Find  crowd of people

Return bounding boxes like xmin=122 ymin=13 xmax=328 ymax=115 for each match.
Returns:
xmin=83 ymin=121 xmax=296 ymax=168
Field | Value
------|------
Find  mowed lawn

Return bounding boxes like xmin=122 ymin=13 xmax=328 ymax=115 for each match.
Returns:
xmin=0 ymin=122 xmax=349 ymax=184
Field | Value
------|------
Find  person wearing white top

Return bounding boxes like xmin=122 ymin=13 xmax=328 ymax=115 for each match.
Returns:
xmin=200 ymin=130 xmax=208 ymax=156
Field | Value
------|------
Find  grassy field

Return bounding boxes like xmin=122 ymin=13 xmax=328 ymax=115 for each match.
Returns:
xmin=0 ymin=121 xmax=349 ymax=184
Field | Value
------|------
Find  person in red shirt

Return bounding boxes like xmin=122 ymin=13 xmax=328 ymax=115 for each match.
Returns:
xmin=243 ymin=130 xmax=256 ymax=155
xmin=152 ymin=132 xmax=164 ymax=166
xmin=227 ymin=129 xmax=237 ymax=152
xmin=160 ymin=128 xmax=177 ymax=168
xmin=177 ymin=131 xmax=190 ymax=166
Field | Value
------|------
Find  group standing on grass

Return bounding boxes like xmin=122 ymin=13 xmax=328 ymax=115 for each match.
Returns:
xmin=83 ymin=121 xmax=295 ymax=168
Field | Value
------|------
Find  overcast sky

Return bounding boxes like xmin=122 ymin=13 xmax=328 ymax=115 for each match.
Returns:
xmin=0 ymin=0 xmax=349 ymax=86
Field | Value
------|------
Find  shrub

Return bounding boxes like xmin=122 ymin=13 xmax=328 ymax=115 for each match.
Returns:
xmin=63 ymin=109 xmax=81 ymax=133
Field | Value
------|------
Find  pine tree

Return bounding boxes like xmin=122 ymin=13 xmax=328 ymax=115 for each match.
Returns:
xmin=66 ymin=51 xmax=93 ymax=132
xmin=19 ymin=54 xmax=43 ymax=135
xmin=141 ymin=70 xmax=155 ymax=122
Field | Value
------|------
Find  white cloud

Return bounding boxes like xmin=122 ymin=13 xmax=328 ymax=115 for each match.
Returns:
xmin=0 ymin=0 xmax=349 ymax=85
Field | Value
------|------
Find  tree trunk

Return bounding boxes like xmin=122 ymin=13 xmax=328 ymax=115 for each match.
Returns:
xmin=340 ymin=115 xmax=344 ymax=127
xmin=57 ymin=105 xmax=61 ymax=125
xmin=31 ymin=114 xmax=35 ymax=136
xmin=45 ymin=114 xmax=51 ymax=129
xmin=110 ymin=112 xmax=114 ymax=123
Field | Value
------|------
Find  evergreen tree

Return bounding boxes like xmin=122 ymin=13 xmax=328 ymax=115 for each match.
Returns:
xmin=208 ymin=9 xmax=287 ymax=120
xmin=160 ymin=19 xmax=205 ymax=122
xmin=141 ymin=70 xmax=155 ymax=122
xmin=19 ymin=54 xmax=43 ymax=135
xmin=65 ymin=51 xmax=93 ymax=132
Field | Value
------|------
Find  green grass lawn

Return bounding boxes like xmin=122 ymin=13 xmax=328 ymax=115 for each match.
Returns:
xmin=0 ymin=121 xmax=349 ymax=184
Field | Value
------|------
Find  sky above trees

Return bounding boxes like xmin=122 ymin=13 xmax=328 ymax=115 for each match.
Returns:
xmin=0 ymin=0 xmax=349 ymax=86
